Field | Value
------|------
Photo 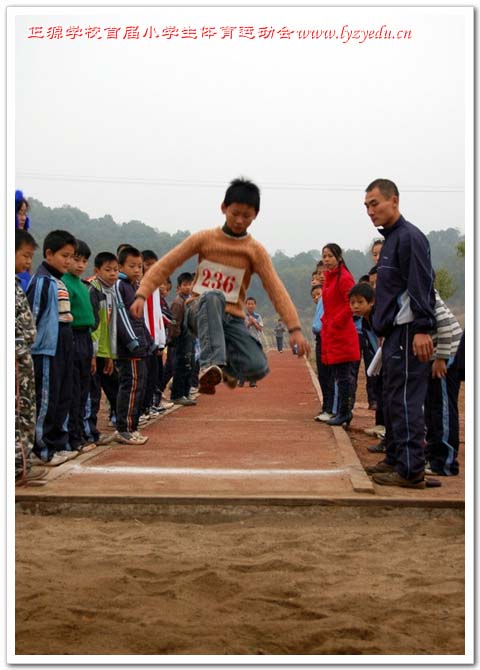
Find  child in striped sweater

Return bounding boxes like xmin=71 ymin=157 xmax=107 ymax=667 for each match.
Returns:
xmin=424 ymin=290 xmax=463 ymax=476
xmin=130 ymin=178 xmax=310 ymax=393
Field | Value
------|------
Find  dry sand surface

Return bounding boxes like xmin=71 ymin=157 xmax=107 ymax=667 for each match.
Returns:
xmin=16 ymin=507 xmax=464 ymax=656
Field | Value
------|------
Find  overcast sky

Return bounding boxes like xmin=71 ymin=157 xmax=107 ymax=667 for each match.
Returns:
xmin=12 ymin=5 xmax=472 ymax=256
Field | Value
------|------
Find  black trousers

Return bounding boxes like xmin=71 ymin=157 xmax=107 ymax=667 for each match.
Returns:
xmin=382 ymin=325 xmax=429 ymax=480
xmin=68 ymin=329 xmax=93 ymax=449
xmin=85 ymin=357 xmax=119 ymax=441
xmin=33 ymin=324 xmax=73 ymax=461
xmin=170 ymin=334 xmax=194 ymax=400
xmin=424 ymin=359 xmax=461 ymax=475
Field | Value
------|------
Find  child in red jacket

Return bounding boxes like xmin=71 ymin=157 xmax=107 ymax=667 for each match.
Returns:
xmin=321 ymin=243 xmax=360 ymax=426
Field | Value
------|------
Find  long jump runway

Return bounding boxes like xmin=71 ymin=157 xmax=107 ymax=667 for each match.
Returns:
xmin=15 ymin=351 xmax=463 ymax=511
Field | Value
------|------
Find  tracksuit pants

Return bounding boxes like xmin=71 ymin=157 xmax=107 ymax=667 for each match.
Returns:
xmin=116 ymin=358 xmax=147 ymax=433
xmin=382 ymin=324 xmax=429 ymax=480
xmin=170 ymin=333 xmax=194 ymax=401
xmin=424 ymin=359 xmax=461 ymax=475
xmin=33 ymin=324 xmax=74 ymax=462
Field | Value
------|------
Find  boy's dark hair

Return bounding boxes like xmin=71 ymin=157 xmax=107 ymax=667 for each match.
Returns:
xmin=15 ymin=228 xmax=37 ymax=252
xmin=311 ymin=270 xmax=318 ymax=277
xmin=365 ymin=179 xmax=399 ymax=198
xmin=74 ymin=239 xmax=91 ymax=260
xmin=177 ymin=272 xmax=194 ymax=286
xmin=117 ymin=243 xmax=136 ymax=256
xmin=43 ymin=230 xmax=76 ymax=257
xmin=359 ymin=274 xmax=370 ymax=283
xmin=349 ymin=283 xmax=375 ymax=302
xmin=142 ymin=249 xmax=158 ymax=262
xmin=118 ymin=246 xmax=141 ymax=266
xmin=368 ymin=266 xmax=378 ymax=276
xmin=223 ymin=178 xmax=260 ymax=214
xmin=311 ymin=284 xmax=322 ymax=294
xmin=94 ymin=251 xmax=117 ymax=269
xmin=371 ymin=239 xmax=384 ymax=249
xmin=246 ymin=296 xmax=256 ymax=303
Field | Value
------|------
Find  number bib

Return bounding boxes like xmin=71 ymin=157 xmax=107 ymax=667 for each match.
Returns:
xmin=193 ymin=259 xmax=245 ymax=304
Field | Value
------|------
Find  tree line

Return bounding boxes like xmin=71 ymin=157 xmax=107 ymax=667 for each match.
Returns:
xmin=27 ymin=197 xmax=465 ymax=333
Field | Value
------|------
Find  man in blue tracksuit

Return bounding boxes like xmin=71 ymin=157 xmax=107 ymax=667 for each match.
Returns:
xmin=363 ymin=179 xmax=436 ymax=489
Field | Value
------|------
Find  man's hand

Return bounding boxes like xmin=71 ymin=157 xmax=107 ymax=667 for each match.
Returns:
xmin=412 ymin=333 xmax=434 ymax=362
xmin=130 ymin=297 xmax=145 ymax=318
xmin=432 ymin=358 xmax=447 ymax=378
xmin=290 ymin=331 xmax=311 ymax=357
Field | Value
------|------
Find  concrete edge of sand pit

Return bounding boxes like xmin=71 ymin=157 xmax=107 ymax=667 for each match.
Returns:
xmin=15 ymin=494 xmax=464 ymax=522
xmin=304 ymin=358 xmax=375 ymax=495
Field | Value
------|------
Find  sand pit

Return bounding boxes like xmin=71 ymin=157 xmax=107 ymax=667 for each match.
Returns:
xmin=15 ymin=507 xmax=464 ymax=656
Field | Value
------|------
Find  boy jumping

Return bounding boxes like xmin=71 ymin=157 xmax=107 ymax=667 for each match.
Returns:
xmin=130 ymin=178 xmax=309 ymax=392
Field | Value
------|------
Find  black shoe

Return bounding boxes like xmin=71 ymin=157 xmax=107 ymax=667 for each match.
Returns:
xmin=367 ymin=440 xmax=386 ymax=453
xmin=326 ymin=412 xmax=352 ymax=427
xmin=249 ymin=382 xmax=257 ymax=388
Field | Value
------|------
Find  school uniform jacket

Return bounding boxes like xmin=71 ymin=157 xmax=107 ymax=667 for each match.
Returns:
xmin=114 ymin=277 xmax=152 ymax=359
xmin=321 ymin=264 xmax=360 ymax=365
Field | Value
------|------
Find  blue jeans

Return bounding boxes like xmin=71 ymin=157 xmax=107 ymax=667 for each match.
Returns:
xmin=186 ymin=291 xmax=269 ymax=382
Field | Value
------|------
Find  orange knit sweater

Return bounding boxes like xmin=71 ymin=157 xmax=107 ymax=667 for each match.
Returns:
xmin=138 ymin=227 xmax=302 ymax=331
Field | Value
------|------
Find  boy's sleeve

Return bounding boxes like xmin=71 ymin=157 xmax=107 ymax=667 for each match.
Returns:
xmin=167 ymin=298 xmax=184 ymax=342
xmin=137 ymin=231 xmax=206 ymax=299
xmin=114 ymin=282 xmax=139 ymax=352
xmin=87 ymin=283 xmax=101 ymax=332
xmin=434 ymin=295 xmax=454 ymax=360
xmin=26 ymin=275 xmax=49 ymax=327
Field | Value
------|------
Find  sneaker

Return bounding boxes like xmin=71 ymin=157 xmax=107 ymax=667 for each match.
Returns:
xmin=149 ymin=405 xmax=166 ymax=415
xmin=189 ymin=386 xmax=199 ymax=394
xmin=314 ymin=412 xmax=335 ymax=422
xmin=43 ymin=453 xmax=70 ymax=467
xmin=249 ymin=382 xmax=257 ymax=388
xmin=238 ymin=381 xmax=245 ymax=388
xmin=198 ymin=365 xmax=223 ymax=394
xmin=173 ymin=396 xmax=197 ymax=406
xmin=372 ymin=471 xmax=426 ymax=489
xmin=16 ymin=467 xmax=49 ymax=487
xmin=222 ymin=369 xmax=237 ymax=389
xmin=365 ymin=460 xmax=396 ymax=475
xmin=131 ymin=431 xmax=149 ymax=444
xmin=160 ymin=401 xmax=174 ymax=410
xmin=113 ymin=431 xmax=145 ymax=445
xmin=424 ymin=463 xmax=448 ymax=476
xmin=95 ymin=434 xmax=114 ymax=446
xmin=79 ymin=442 xmax=98 ymax=453
xmin=57 ymin=450 xmax=79 ymax=461
xmin=138 ymin=414 xmax=150 ymax=425
xmin=367 ymin=440 xmax=386 ymax=453
xmin=364 ymin=424 xmax=386 ymax=438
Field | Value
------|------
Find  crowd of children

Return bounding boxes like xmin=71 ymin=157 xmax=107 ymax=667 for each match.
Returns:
xmin=15 ymin=177 xmax=465 ymax=491
xmin=15 ymin=178 xmax=310 ymax=486
xmin=310 ymin=181 xmax=465 ymax=488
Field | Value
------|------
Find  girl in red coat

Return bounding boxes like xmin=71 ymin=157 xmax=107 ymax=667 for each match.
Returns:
xmin=321 ymin=243 xmax=360 ymax=426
